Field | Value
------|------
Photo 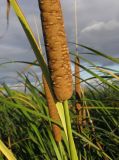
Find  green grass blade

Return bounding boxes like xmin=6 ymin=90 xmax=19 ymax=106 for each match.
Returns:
xmin=0 ymin=140 xmax=16 ymax=160
xmin=80 ymin=44 xmax=119 ymax=64
xmin=9 ymin=0 xmax=51 ymax=85
xmin=63 ymin=100 xmax=78 ymax=160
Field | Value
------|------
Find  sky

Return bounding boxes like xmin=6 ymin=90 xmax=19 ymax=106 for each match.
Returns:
xmin=0 ymin=0 xmax=119 ymax=84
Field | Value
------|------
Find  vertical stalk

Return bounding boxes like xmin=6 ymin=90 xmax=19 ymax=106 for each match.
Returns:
xmin=63 ymin=100 xmax=78 ymax=160
xmin=74 ymin=0 xmax=83 ymax=131
xmin=74 ymin=0 xmax=78 ymax=54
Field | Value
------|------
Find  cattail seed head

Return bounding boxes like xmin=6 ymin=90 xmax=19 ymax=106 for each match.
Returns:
xmin=75 ymin=56 xmax=84 ymax=131
xmin=82 ymin=108 xmax=87 ymax=128
xmin=39 ymin=0 xmax=73 ymax=101
xmin=42 ymin=74 xmax=61 ymax=142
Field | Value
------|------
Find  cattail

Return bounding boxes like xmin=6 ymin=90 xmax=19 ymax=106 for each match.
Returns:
xmin=38 ymin=0 xmax=73 ymax=101
xmin=76 ymin=102 xmax=82 ymax=131
xmin=42 ymin=74 xmax=61 ymax=142
xmin=82 ymin=108 xmax=87 ymax=127
xmin=75 ymin=56 xmax=81 ymax=99
xmin=75 ymin=56 xmax=85 ymax=130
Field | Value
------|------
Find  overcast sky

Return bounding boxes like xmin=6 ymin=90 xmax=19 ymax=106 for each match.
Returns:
xmin=0 ymin=0 xmax=119 ymax=84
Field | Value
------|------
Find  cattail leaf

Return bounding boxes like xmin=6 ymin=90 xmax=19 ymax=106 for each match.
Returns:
xmin=80 ymin=44 xmax=119 ymax=64
xmin=73 ymin=131 xmax=112 ymax=160
xmin=56 ymin=102 xmax=68 ymax=139
xmin=9 ymin=0 xmax=51 ymax=88
xmin=47 ymin=129 xmax=62 ymax=160
xmin=0 ymin=140 xmax=16 ymax=160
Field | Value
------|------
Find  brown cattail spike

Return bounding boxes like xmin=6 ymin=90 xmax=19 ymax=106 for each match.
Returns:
xmin=76 ymin=102 xmax=82 ymax=131
xmin=42 ymin=75 xmax=61 ymax=142
xmin=75 ymin=56 xmax=83 ymax=131
xmin=39 ymin=0 xmax=73 ymax=101
xmin=75 ymin=56 xmax=81 ymax=99
xmin=82 ymin=108 xmax=87 ymax=127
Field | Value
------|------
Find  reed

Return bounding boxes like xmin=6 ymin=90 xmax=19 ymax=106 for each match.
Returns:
xmin=38 ymin=0 xmax=73 ymax=101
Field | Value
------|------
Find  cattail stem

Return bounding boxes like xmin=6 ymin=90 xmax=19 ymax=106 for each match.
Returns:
xmin=63 ymin=100 xmax=78 ymax=160
xmin=58 ymin=142 xmax=68 ymax=160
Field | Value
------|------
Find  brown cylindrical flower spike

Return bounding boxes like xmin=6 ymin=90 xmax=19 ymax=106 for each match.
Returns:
xmin=75 ymin=56 xmax=81 ymax=99
xmin=38 ymin=0 xmax=73 ymax=101
xmin=75 ymin=56 xmax=82 ymax=130
xmin=42 ymin=74 xmax=61 ymax=142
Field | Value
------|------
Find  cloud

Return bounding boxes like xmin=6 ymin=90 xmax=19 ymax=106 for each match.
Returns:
xmin=0 ymin=0 xmax=119 ymax=83
xmin=81 ymin=20 xmax=119 ymax=33
xmin=79 ymin=19 xmax=119 ymax=60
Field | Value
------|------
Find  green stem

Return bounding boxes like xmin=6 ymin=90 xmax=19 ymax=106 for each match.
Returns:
xmin=63 ymin=100 xmax=78 ymax=160
xmin=58 ymin=142 xmax=68 ymax=160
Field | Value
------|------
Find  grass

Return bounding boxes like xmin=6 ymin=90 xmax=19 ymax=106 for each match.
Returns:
xmin=0 ymin=65 xmax=119 ymax=160
xmin=0 ymin=0 xmax=119 ymax=159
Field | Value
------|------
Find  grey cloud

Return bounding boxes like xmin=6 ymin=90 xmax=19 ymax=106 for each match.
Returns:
xmin=79 ymin=19 xmax=119 ymax=62
xmin=0 ymin=0 xmax=119 ymax=83
xmin=81 ymin=20 xmax=119 ymax=33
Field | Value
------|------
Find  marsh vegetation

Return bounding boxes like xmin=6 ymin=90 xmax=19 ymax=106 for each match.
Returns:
xmin=0 ymin=1 xmax=119 ymax=160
